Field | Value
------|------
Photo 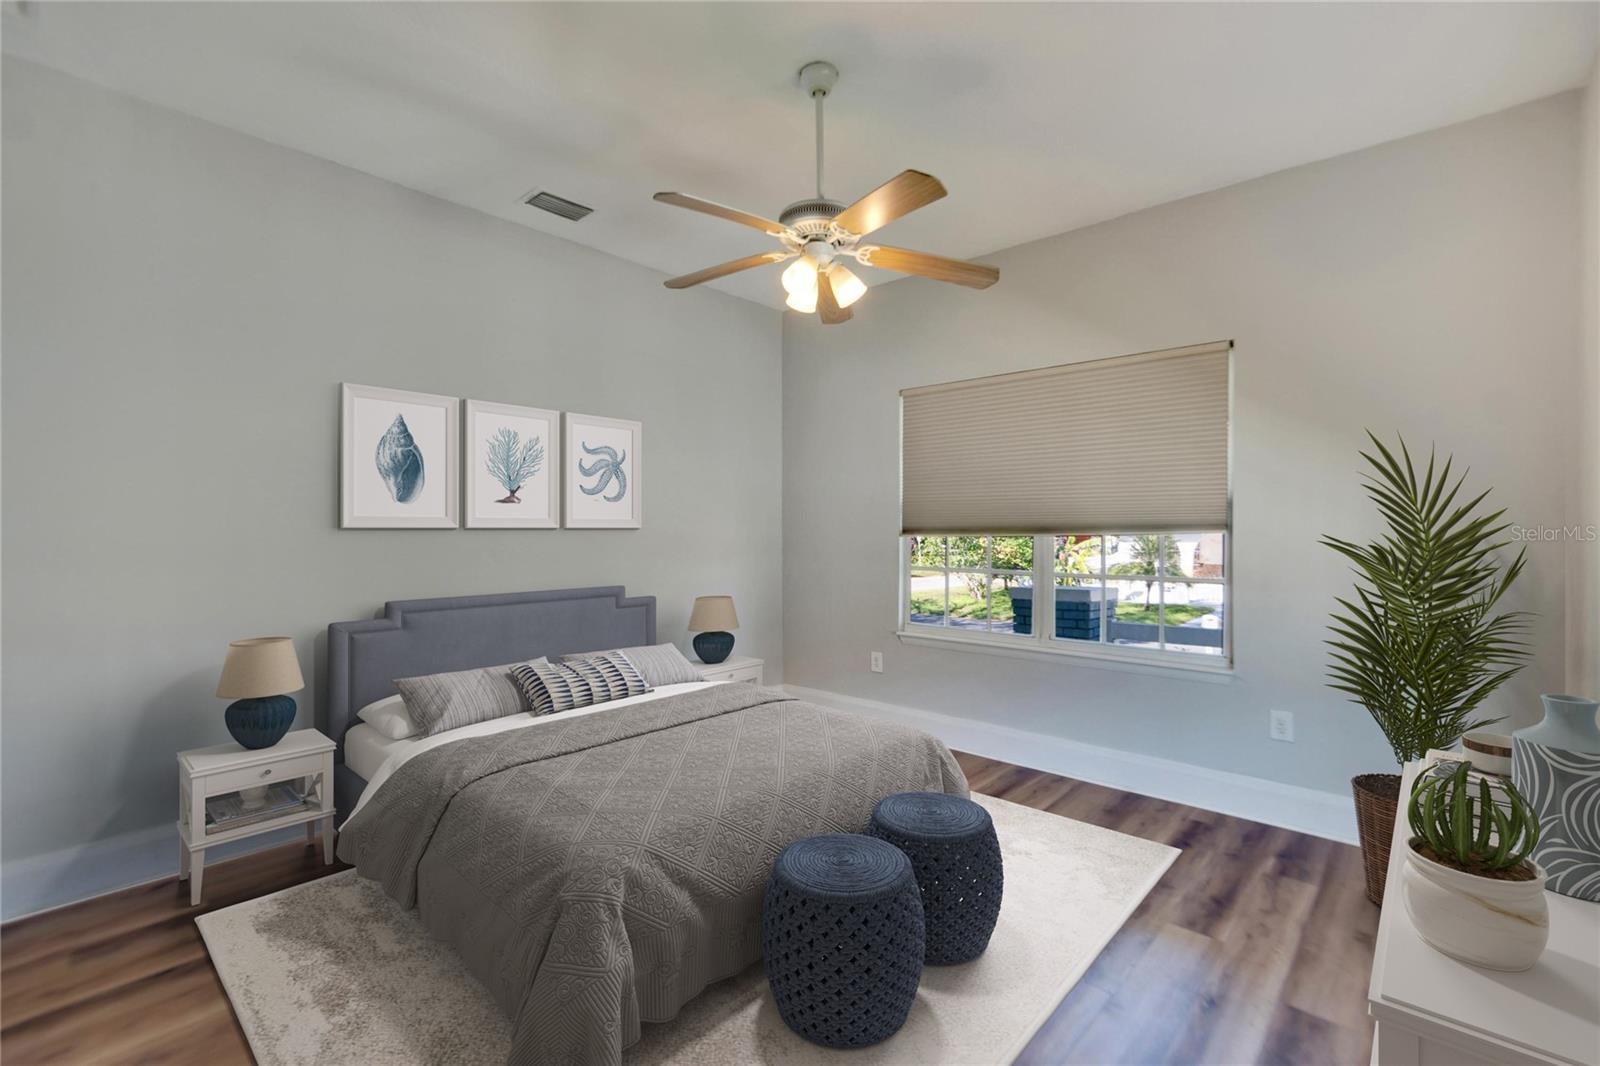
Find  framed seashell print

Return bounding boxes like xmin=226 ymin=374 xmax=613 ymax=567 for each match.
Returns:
xmin=563 ymin=413 xmax=642 ymax=529
xmin=465 ymin=399 xmax=560 ymax=529
xmin=340 ymin=383 xmax=459 ymax=528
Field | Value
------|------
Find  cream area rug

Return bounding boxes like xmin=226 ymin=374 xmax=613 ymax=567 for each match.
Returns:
xmin=197 ymin=794 xmax=1177 ymax=1066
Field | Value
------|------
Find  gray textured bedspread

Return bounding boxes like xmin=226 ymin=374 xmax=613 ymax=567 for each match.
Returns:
xmin=337 ymin=684 xmax=968 ymax=1066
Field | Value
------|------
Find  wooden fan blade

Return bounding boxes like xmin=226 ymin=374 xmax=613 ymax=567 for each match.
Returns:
xmin=663 ymin=251 xmax=793 ymax=290
xmin=653 ymin=192 xmax=790 ymax=236
xmin=831 ymin=170 xmax=947 ymax=238
xmin=854 ymin=244 xmax=999 ymax=289
xmin=817 ymin=270 xmax=853 ymax=325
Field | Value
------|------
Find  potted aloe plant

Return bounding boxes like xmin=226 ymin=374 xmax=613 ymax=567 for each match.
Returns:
xmin=1402 ymin=760 xmax=1547 ymax=970
xmin=1322 ymin=433 xmax=1531 ymax=905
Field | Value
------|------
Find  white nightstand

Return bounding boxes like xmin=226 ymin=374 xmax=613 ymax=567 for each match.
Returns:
xmin=177 ymin=728 xmax=336 ymax=906
xmin=695 ymin=655 xmax=764 ymax=685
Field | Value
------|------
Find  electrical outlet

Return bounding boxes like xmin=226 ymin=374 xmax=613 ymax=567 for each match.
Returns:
xmin=870 ymin=651 xmax=884 ymax=673
xmin=1270 ymin=709 xmax=1295 ymax=742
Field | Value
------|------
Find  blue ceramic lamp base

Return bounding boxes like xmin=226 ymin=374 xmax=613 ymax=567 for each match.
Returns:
xmin=225 ymin=694 xmax=297 ymax=749
xmin=693 ymin=631 xmax=735 ymax=665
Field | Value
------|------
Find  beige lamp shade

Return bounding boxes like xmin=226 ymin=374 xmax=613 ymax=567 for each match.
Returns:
xmin=688 ymin=596 xmax=739 ymax=632
xmin=216 ymin=637 xmax=305 ymax=699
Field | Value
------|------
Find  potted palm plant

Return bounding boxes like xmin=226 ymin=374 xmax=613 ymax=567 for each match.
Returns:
xmin=1403 ymin=760 xmax=1546 ymax=970
xmin=1322 ymin=433 xmax=1531 ymax=905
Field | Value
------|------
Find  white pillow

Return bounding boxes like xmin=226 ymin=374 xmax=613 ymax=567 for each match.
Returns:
xmin=356 ymin=694 xmax=420 ymax=740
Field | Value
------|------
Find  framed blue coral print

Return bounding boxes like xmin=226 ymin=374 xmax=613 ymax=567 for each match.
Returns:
xmin=465 ymin=399 xmax=560 ymax=529
xmin=563 ymin=412 xmax=641 ymax=529
xmin=340 ymin=383 xmax=459 ymax=529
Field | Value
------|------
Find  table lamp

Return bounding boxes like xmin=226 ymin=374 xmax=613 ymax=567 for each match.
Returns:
xmin=688 ymin=596 xmax=739 ymax=664
xmin=216 ymin=637 xmax=304 ymax=750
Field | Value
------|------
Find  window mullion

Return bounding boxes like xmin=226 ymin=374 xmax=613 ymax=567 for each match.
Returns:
xmin=902 ymin=534 xmax=915 ymax=627
xmin=1156 ymin=534 xmax=1167 ymax=649
xmin=1033 ymin=533 xmax=1050 ymax=647
xmin=1099 ymin=536 xmax=1108 ymax=645
xmin=983 ymin=537 xmax=992 ymax=633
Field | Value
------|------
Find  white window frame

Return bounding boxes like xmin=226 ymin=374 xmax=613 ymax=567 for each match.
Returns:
xmin=898 ymin=532 xmax=1233 ymax=678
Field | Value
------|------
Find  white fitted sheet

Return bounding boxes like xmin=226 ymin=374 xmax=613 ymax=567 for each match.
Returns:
xmin=341 ymin=680 xmax=720 ymax=825
xmin=344 ymin=722 xmax=405 ymax=782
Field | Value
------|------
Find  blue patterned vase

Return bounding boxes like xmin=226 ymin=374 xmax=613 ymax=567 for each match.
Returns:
xmin=1512 ymin=693 xmax=1600 ymax=902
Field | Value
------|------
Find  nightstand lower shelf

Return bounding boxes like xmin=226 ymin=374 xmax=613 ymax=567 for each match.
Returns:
xmin=176 ymin=807 xmax=335 ymax=906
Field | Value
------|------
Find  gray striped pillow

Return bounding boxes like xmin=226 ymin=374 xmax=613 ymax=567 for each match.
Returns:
xmin=562 ymin=643 xmax=705 ymax=686
xmin=510 ymin=652 xmax=649 ymax=716
xmin=393 ymin=658 xmax=546 ymax=737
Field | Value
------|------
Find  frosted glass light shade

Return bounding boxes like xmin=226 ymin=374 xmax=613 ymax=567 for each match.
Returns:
xmin=829 ymin=265 xmax=867 ymax=309
xmin=216 ymin=637 xmax=305 ymax=698
xmin=781 ymin=257 xmax=818 ymax=297
xmin=688 ymin=595 xmax=739 ymax=631
xmin=785 ymin=287 xmax=818 ymax=313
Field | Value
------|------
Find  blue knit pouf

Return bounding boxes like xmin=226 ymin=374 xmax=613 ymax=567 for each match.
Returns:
xmin=762 ymin=834 xmax=925 ymax=1048
xmin=869 ymin=792 xmax=1003 ymax=965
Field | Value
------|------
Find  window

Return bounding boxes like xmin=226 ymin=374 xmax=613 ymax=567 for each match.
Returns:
xmin=906 ymin=536 xmax=1034 ymax=637
xmin=897 ymin=341 xmax=1232 ymax=672
xmin=901 ymin=532 xmax=1229 ymax=666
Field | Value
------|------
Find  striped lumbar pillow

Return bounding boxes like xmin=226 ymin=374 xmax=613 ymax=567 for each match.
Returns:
xmin=511 ymin=652 xmax=649 ymax=716
xmin=393 ymin=657 xmax=547 ymax=737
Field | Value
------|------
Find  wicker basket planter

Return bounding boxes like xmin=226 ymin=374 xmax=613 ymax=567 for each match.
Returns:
xmin=1352 ymin=773 xmax=1401 ymax=905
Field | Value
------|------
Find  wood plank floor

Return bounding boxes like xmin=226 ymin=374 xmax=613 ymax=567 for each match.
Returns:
xmin=0 ymin=753 xmax=1377 ymax=1065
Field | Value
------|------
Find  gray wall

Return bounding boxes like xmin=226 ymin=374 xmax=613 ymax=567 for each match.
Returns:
xmin=1 ymin=60 xmax=783 ymax=865
xmin=783 ymin=93 xmax=1583 ymax=797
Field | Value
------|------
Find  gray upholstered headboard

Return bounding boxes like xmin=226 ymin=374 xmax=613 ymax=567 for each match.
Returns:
xmin=324 ymin=587 xmax=656 ymax=760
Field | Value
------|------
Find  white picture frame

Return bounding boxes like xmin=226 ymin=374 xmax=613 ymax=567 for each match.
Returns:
xmin=340 ymin=383 xmax=459 ymax=529
xmin=563 ymin=412 xmax=642 ymax=529
xmin=464 ymin=399 xmax=561 ymax=529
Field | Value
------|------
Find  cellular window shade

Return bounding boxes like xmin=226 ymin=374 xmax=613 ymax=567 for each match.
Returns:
xmin=901 ymin=341 xmax=1231 ymax=535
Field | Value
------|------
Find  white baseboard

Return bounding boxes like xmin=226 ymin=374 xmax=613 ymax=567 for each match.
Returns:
xmin=784 ymin=684 xmax=1357 ymax=844
xmin=2 ymin=822 xmax=310 ymax=922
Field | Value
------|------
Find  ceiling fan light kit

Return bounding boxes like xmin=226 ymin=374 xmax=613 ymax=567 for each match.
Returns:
xmin=653 ymin=60 xmax=998 ymax=324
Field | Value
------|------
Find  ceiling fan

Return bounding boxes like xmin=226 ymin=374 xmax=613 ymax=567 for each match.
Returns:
xmin=653 ymin=61 xmax=999 ymax=324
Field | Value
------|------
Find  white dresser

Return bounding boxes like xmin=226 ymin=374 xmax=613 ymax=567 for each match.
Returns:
xmin=1368 ymin=761 xmax=1600 ymax=1065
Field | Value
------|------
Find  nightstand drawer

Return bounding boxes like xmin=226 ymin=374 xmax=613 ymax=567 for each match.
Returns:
xmin=202 ymin=752 xmax=326 ymax=797
xmin=724 ymin=666 xmax=763 ymax=684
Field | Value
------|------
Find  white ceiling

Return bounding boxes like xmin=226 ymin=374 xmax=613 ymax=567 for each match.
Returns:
xmin=4 ymin=2 xmax=1596 ymax=309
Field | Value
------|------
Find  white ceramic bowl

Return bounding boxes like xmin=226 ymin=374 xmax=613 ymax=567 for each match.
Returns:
xmin=1461 ymin=731 xmax=1514 ymax=776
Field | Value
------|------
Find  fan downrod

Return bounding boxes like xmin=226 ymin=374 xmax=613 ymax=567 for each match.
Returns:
xmin=786 ymin=61 xmax=845 ymax=236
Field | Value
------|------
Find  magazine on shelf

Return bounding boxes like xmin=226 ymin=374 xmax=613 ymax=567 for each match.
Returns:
xmin=204 ymin=782 xmax=309 ymax=834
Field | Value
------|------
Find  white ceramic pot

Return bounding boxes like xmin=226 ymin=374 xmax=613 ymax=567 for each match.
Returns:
xmin=1401 ymin=838 xmax=1549 ymax=972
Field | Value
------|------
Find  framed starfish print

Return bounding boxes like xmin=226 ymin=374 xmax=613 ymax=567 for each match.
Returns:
xmin=563 ymin=412 xmax=641 ymax=529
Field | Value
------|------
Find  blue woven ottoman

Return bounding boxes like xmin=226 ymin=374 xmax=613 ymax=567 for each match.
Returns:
xmin=869 ymin=792 xmax=1003 ymax=965
xmin=762 ymin=833 xmax=925 ymax=1048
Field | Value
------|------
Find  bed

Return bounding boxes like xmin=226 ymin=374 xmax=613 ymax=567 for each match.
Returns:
xmin=324 ymin=588 xmax=968 ymax=1066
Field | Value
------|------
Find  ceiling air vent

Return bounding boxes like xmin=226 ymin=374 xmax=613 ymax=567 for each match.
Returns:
xmin=522 ymin=191 xmax=593 ymax=221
